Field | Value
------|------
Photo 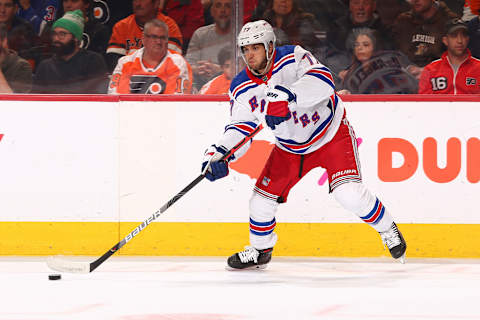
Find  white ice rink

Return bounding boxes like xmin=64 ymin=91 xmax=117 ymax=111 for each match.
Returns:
xmin=1 ymin=256 xmax=479 ymax=320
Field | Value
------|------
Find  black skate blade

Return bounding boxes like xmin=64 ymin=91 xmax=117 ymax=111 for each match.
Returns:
xmin=225 ymin=264 xmax=268 ymax=271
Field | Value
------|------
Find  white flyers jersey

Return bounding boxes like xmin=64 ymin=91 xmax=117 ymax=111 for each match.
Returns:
xmin=220 ymin=45 xmax=345 ymax=156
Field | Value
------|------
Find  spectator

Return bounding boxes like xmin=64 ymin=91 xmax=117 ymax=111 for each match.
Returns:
xmin=254 ymin=0 xmax=346 ymax=29
xmin=375 ymin=0 xmax=411 ymax=28
xmin=467 ymin=15 xmax=480 ymax=58
xmin=419 ymin=18 xmax=480 ymax=94
xmin=299 ymin=0 xmax=347 ymax=28
xmin=33 ymin=10 xmax=108 ymax=93
xmin=0 ymin=24 xmax=32 ymax=93
xmin=470 ymin=0 xmax=480 ymax=17
xmin=186 ymin=0 xmax=232 ymax=90
xmin=106 ymin=0 xmax=183 ymax=72
xmin=161 ymin=0 xmax=204 ymax=53
xmin=339 ymin=28 xmax=418 ymax=94
xmin=462 ymin=0 xmax=479 ymax=21
xmin=205 ymin=0 xmax=257 ymax=24
xmin=90 ymin=0 xmax=132 ymax=29
xmin=199 ymin=47 xmax=233 ymax=94
xmin=41 ymin=0 xmax=111 ymax=60
xmin=0 ymin=0 xmax=43 ymax=69
xmin=261 ymin=0 xmax=326 ymax=55
xmin=108 ymin=19 xmax=192 ymax=94
xmin=59 ymin=0 xmax=111 ymax=56
xmin=315 ymin=45 xmax=351 ymax=88
xmin=16 ymin=0 xmax=60 ymax=35
xmin=392 ymin=0 xmax=458 ymax=68
xmin=328 ymin=0 xmax=394 ymax=53
xmin=243 ymin=0 xmax=259 ymax=22
xmin=444 ymin=0 xmax=465 ymax=16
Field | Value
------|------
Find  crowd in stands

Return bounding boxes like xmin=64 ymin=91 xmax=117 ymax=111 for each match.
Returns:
xmin=0 ymin=0 xmax=479 ymax=94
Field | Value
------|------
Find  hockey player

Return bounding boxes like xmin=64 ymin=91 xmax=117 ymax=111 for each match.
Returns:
xmin=201 ymin=20 xmax=407 ymax=270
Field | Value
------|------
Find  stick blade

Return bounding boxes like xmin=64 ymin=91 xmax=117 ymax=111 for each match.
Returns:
xmin=46 ymin=255 xmax=91 ymax=273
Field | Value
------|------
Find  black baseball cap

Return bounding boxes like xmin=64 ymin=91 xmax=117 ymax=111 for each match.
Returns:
xmin=445 ymin=18 xmax=468 ymax=35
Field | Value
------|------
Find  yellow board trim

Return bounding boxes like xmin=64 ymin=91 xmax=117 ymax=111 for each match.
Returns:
xmin=0 ymin=222 xmax=478 ymax=258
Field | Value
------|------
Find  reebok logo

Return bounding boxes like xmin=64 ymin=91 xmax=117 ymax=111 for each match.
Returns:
xmin=267 ymin=92 xmax=278 ymax=98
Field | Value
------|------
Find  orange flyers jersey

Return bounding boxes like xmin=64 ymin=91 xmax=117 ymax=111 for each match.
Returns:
xmin=107 ymin=12 xmax=183 ymax=56
xmin=199 ymin=73 xmax=231 ymax=94
xmin=108 ymin=48 xmax=193 ymax=94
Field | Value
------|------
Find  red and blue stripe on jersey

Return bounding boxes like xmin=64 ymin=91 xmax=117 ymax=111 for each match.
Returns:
xmin=230 ymin=72 xmax=259 ymax=100
xmin=224 ymin=121 xmax=258 ymax=137
xmin=360 ymin=198 xmax=385 ymax=225
xmin=305 ymin=67 xmax=336 ymax=90
xmin=250 ymin=217 xmax=276 ymax=236
xmin=271 ymin=46 xmax=296 ymax=77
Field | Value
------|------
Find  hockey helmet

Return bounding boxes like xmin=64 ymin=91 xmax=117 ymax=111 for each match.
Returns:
xmin=237 ymin=20 xmax=276 ymax=62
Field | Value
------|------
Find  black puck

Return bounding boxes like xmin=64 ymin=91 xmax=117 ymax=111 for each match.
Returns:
xmin=48 ymin=274 xmax=61 ymax=280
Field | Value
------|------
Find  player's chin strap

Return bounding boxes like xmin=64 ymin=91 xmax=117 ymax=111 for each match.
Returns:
xmin=249 ymin=57 xmax=274 ymax=77
xmin=246 ymin=46 xmax=275 ymax=76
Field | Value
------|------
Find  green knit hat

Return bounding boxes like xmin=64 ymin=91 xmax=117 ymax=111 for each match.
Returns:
xmin=52 ymin=10 xmax=84 ymax=41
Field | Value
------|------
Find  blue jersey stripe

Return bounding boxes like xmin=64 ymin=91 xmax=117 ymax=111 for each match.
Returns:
xmin=277 ymin=112 xmax=333 ymax=147
xmin=272 ymin=58 xmax=295 ymax=76
xmin=234 ymin=83 xmax=258 ymax=99
xmin=306 ymin=72 xmax=335 ymax=90
xmin=225 ymin=127 xmax=252 ymax=136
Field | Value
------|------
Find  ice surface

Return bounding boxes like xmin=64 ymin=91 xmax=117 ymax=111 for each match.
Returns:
xmin=1 ymin=256 xmax=479 ymax=320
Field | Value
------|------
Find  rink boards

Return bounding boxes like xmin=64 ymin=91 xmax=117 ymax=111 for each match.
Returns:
xmin=0 ymin=95 xmax=479 ymax=257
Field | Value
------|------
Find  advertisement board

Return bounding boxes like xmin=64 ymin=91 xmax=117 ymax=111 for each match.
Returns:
xmin=0 ymin=100 xmax=118 ymax=222
xmin=118 ymin=100 xmax=480 ymax=224
xmin=0 ymin=95 xmax=478 ymax=257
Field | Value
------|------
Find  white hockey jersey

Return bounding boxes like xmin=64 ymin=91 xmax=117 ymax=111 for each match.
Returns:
xmin=219 ymin=45 xmax=345 ymax=157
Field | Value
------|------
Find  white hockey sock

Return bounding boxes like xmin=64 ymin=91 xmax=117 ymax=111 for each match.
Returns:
xmin=333 ymin=182 xmax=393 ymax=233
xmin=249 ymin=192 xmax=279 ymax=249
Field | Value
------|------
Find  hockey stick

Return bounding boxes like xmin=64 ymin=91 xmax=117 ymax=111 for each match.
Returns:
xmin=47 ymin=125 xmax=263 ymax=273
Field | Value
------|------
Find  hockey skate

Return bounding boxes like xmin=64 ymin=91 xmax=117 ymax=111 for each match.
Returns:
xmin=379 ymin=222 xmax=407 ymax=263
xmin=226 ymin=246 xmax=273 ymax=270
